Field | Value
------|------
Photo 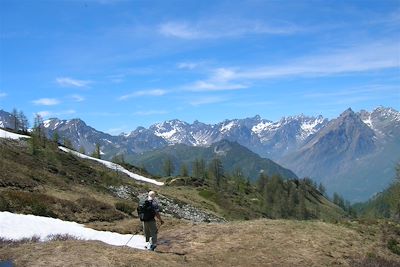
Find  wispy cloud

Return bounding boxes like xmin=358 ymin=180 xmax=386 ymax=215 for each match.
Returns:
xmin=32 ymin=98 xmax=60 ymax=106
xmin=134 ymin=110 xmax=168 ymax=116
xmin=190 ymin=96 xmax=227 ymax=106
xmin=36 ymin=109 xmax=76 ymax=118
xmin=206 ymin=41 xmax=399 ymax=83
xmin=56 ymin=77 xmax=92 ymax=88
xmin=0 ymin=92 xmax=7 ymax=98
xmin=70 ymin=94 xmax=85 ymax=102
xmin=159 ymin=19 xmax=300 ymax=40
xmin=177 ymin=62 xmax=200 ymax=70
xmin=303 ymin=84 xmax=399 ymax=99
xmin=106 ymin=126 xmax=127 ymax=135
xmin=36 ymin=111 xmax=51 ymax=118
xmin=186 ymin=68 xmax=248 ymax=92
xmin=88 ymin=112 xmax=122 ymax=117
xmin=187 ymin=81 xmax=247 ymax=92
xmin=118 ymin=89 xmax=167 ymax=100
xmin=304 ymin=84 xmax=400 ymax=106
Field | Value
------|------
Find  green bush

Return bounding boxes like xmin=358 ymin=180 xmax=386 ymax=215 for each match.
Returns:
xmin=0 ymin=195 xmax=10 ymax=211
xmin=199 ymin=189 xmax=215 ymax=200
xmin=115 ymin=201 xmax=136 ymax=215
xmin=388 ymin=238 xmax=400 ymax=255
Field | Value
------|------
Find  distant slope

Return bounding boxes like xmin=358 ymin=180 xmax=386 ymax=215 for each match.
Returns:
xmin=354 ymin=166 xmax=400 ymax=219
xmin=281 ymin=108 xmax=400 ymax=201
xmin=2 ymin=106 xmax=398 ymax=202
xmin=128 ymin=139 xmax=298 ymax=180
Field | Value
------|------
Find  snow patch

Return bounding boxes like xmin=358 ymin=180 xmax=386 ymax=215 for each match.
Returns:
xmin=0 ymin=129 xmax=30 ymax=140
xmin=362 ymin=115 xmax=374 ymax=129
xmin=58 ymin=146 xmax=164 ymax=186
xmin=220 ymin=121 xmax=236 ymax=133
xmin=0 ymin=212 xmax=146 ymax=249
xmin=252 ymin=121 xmax=273 ymax=134
xmin=43 ymin=119 xmax=51 ymax=128
xmin=156 ymin=128 xmax=177 ymax=139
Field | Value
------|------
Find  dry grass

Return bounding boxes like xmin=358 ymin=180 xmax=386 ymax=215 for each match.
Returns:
xmin=1 ymin=219 xmax=399 ymax=267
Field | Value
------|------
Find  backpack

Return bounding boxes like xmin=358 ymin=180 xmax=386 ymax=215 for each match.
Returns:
xmin=137 ymin=199 xmax=156 ymax=222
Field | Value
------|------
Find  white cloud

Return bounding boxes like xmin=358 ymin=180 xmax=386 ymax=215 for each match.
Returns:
xmin=0 ymin=92 xmax=7 ymax=98
xmin=190 ymin=96 xmax=227 ymax=106
xmin=56 ymin=77 xmax=91 ymax=88
xmin=118 ymin=89 xmax=167 ymax=100
xmin=177 ymin=62 xmax=199 ymax=70
xmin=35 ymin=109 xmax=76 ymax=118
xmin=159 ymin=20 xmax=299 ymax=40
xmin=134 ymin=110 xmax=168 ymax=116
xmin=71 ymin=94 xmax=85 ymax=102
xmin=186 ymin=67 xmax=248 ymax=92
xmin=188 ymin=81 xmax=247 ymax=92
xmin=106 ymin=126 xmax=127 ymax=135
xmin=36 ymin=111 xmax=51 ymax=118
xmin=204 ymin=41 xmax=400 ymax=83
xmin=32 ymin=98 xmax=60 ymax=106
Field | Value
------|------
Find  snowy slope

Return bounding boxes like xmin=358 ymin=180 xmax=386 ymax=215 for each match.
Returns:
xmin=0 ymin=212 xmax=146 ymax=249
xmin=0 ymin=128 xmax=163 ymax=186
xmin=58 ymin=146 xmax=164 ymax=186
xmin=0 ymin=129 xmax=30 ymax=139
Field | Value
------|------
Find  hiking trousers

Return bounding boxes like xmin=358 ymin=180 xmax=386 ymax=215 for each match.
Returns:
xmin=143 ymin=220 xmax=158 ymax=245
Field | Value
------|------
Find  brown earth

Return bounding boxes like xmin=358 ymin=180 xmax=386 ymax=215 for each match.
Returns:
xmin=1 ymin=219 xmax=399 ymax=267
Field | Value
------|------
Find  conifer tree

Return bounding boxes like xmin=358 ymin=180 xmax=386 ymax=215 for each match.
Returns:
xmin=53 ymin=132 xmax=60 ymax=144
xmin=163 ymin=157 xmax=175 ymax=176
xmin=79 ymin=146 xmax=86 ymax=155
xmin=18 ymin=111 xmax=29 ymax=133
xmin=92 ymin=143 xmax=101 ymax=159
xmin=180 ymin=163 xmax=189 ymax=177
xmin=11 ymin=108 xmax=19 ymax=131
xmin=209 ymin=157 xmax=224 ymax=188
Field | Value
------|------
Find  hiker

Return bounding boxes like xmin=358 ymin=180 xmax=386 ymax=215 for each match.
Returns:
xmin=137 ymin=190 xmax=164 ymax=251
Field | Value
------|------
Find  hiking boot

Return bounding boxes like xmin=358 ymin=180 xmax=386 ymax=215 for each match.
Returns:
xmin=148 ymin=244 xmax=157 ymax=251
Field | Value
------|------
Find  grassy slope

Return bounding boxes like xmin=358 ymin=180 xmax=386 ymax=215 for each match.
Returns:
xmin=128 ymin=140 xmax=297 ymax=180
xmin=1 ymin=219 xmax=400 ymax=267
xmin=1 ymin=137 xmax=399 ymax=266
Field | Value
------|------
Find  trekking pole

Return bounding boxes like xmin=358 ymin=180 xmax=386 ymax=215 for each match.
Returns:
xmin=124 ymin=234 xmax=134 ymax=246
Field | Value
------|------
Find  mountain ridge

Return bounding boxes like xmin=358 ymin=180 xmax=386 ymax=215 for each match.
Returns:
xmin=1 ymin=106 xmax=399 ymax=201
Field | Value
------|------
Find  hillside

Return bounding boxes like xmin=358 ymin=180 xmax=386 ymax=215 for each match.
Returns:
xmin=353 ymin=165 xmax=400 ymax=220
xmin=129 ymin=139 xmax=297 ymax=180
xmin=0 ymin=130 xmax=399 ymax=266
xmin=0 ymin=130 xmax=342 ymax=221
xmin=1 ymin=107 xmax=399 ymax=202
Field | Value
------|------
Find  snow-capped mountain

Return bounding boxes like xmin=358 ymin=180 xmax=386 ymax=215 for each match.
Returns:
xmin=280 ymin=107 xmax=400 ymax=201
xmin=0 ymin=110 xmax=14 ymax=129
xmin=145 ymin=115 xmax=328 ymax=160
xmin=1 ymin=106 xmax=399 ymax=201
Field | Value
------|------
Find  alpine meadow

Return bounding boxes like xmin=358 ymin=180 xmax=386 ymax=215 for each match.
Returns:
xmin=0 ymin=1 xmax=399 ymax=266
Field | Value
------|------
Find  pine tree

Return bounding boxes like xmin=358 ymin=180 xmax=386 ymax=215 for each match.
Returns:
xmin=163 ymin=157 xmax=175 ymax=177
xmin=91 ymin=143 xmax=101 ymax=159
xmin=180 ymin=163 xmax=189 ymax=177
xmin=63 ymin=138 xmax=72 ymax=149
xmin=18 ymin=111 xmax=29 ymax=133
xmin=53 ymin=132 xmax=60 ymax=144
xmin=79 ymin=146 xmax=86 ymax=155
xmin=209 ymin=157 xmax=224 ymax=188
xmin=192 ymin=158 xmax=206 ymax=180
xmin=11 ymin=108 xmax=19 ymax=131
xmin=318 ymin=182 xmax=326 ymax=196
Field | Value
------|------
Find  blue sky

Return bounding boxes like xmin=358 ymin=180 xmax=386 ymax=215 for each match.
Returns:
xmin=0 ymin=0 xmax=399 ymax=134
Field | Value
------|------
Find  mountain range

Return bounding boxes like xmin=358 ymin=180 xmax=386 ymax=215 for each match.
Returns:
xmin=1 ymin=106 xmax=399 ymax=201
